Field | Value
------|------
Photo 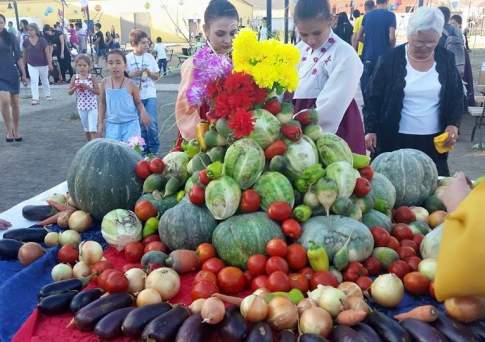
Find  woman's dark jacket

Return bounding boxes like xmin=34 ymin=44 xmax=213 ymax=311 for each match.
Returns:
xmin=363 ymin=44 xmax=464 ymax=148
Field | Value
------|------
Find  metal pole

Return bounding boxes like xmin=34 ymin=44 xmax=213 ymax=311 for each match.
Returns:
xmin=284 ymin=0 xmax=289 ymax=43
xmin=86 ymin=5 xmax=94 ymax=61
xmin=13 ymin=1 xmax=20 ymax=31
xmin=266 ymin=0 xmax=272 ymax=38
xmin=418 ymin=0 xmax=424 ymax=6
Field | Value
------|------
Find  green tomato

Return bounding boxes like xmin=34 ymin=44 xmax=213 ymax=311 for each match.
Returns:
xmin=293 ymin=204 xmax=312 ymax=222
xmin=143 ymin=216 xmax=159 ymax=238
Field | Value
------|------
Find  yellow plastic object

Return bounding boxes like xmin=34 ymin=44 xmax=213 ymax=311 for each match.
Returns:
xmin=434 ymin=182 xmax=485 ymax=301
xmin=433 ymin=132 xmax=453 ymax=154
xmin=196 ymin=121 xmax=209 ymax=151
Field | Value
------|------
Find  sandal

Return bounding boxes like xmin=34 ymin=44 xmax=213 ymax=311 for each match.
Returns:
xmin=31 ymin=100 xmax=40 ymax=105
xmin=5 ymin=129 xmax=14 ymax=142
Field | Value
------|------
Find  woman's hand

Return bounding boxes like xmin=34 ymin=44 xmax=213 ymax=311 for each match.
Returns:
xmin=445 ymin=125 xmax=459 ymax=147
xmin=141 ymin=111 xmax=151 ymax=126
xmin=48 ymin=63 xmax=53 ymax=71
xmin=365 ymin=133 xmax=377 ymax=153
xmin=437 ymin=171 xmax=471 ymax=212
xmin=21 ymin=75 xmax=28 ymax=86
xmin=97 ymin=122 xmax=105 ymax=138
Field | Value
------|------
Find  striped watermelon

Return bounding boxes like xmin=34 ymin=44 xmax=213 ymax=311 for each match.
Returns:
xmin=223 ymin=138 xmax=265 ymax=189
xmin=316 ymin=133 xmax=353 ymax=167
xmin=249 ymin=109 xmax=281 ymax=149
xmin=372 ymin=149 xmax=438 ymax=206
xmin=254 ymin=171 xmax=295 ymax=210
xmin=212 ymin=212 xmax=284 ymax=268
xmin=369 ymin=172 xmax=396 ymax=209
xmin=362 ymin=209 xmax=392 ymax=231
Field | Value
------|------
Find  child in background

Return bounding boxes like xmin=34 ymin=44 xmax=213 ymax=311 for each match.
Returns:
xmin=98 ymin=49 xmax=150 ymax=142
xmin=153 ymin=37 xmax=167 ymax=76
xmin=68 ymin=54 xmax=99 ymax=141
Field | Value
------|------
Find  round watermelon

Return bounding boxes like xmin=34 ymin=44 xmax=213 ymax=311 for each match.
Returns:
xmin=253 ymin=171 xmax=295 ymax=210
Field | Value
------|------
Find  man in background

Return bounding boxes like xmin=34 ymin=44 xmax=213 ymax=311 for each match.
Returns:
xmin=352 ymin=0 xmax=375 ymax=59
xmin=439 ymin=7 xmax=465 ymax=77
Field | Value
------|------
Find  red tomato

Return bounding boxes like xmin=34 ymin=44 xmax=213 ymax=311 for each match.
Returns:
xmin=347 ymin=261 xmax=368 ymax=276
xmin=198 ymin=169 xmax=210 ymax=186
xmin=244 ymin=271 xmax=253 ymax=284
xmin=149 ymin=157 xmax=165 ymax=174
xmin=404 ymin=271 xmax=430 ymax=296
xmin=144 ymin=241 xmax=167 ymax=254
xmin=189 ymin=185 xmax=205 ymax=206
xmin=142 ymin=235 xmax=161 ymax=244
xmin=268 ymin=271 xmax=291 ymax=292
xmin=135 ymin=200 xmax=158 ymax=222
xmin=91 ymin=260 xmax=113 ymax=276
xmin=388 ymin=260 xmax=411 ymax=279
xmin=265 ymin=256 xmax=289 ymax=275
xmin=97 ymin=269 xmax=116 ymax=288
xmin=202 ymin=257 xmax=225 ymax=274
xmin=359 ymin=166 xmax=374 ymax=181
xmin=281 ymin=219 xmax=302 ymax=239
xmin=264 ymin=140 xmax=287 ymax=159
xmin=247 ymin=254 xmax=268 ymax=276
xmin=191 ymin=280 xmax=219 ymax=300
xmin=124 ymin=241 xmax=144 ymax=262
xmin=217 ymin=267 xmax=246 ymax=294
xmin=135 ymin=160 xmax=151 ymax=180
xmin=194 ymin=270 xmax=217 ymax=284
xmin=266 ymin=239 xmax=288 ymax=257
xmin=343 ymin=268 xmax=359 ymax=282
xmin=398 ymin=246 xmax=416 ymax=259
xmin=429 ymin=281 xmax=437 ymax=300
xmin=300 ymin=267 xmax=314 ymax=280
xmin=400 ymin=239 xmax=418 ymax=252
xmin=239 ymin=189 xmax=261 ymax=213
xmin=387 ymin=236 xmax=400 ymax=251
xmin=287 ymin=243 xmax=308 ymax=271
xmin=311 ymin=271 xmax=339 ymax=289
xmin=353 ymin=177 xmax=371 ymax=197
xmin=392 ymin=224 xmax=414 ymax=241
xmin=264 ymin=98 xmax=282 ymax=115
xmin=370 ymin=226 xmax=390 ymax=247
xmin=196 ymin=243 xmax=216 ymax=264
xmin=363 ymin=256 xmax=382 ymax=276
xmin=121 ymin=263 xmax=143 ymax=273
xmin=251 ymin=275 xmax=270 ymax=291
xmin=412 ymin=234 xmax=424 ymax=248
xmin=356 ymin=276 xmax=373 ymax=291
xmin=405 ymin=256 xmax=422 ymax=272
xmin=57 ymin=245 xmax=79 ymax=264
xmin=289 ymin=273 xmax=309 ymax=293
xmin=267 ymin=201 xmax=292 ymax=222
xmin=104 ymin=270 xmax=129 ymax=293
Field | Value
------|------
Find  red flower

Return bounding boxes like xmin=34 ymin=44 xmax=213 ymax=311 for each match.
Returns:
xmin=228 ymin=108 xmax=255 ymax=138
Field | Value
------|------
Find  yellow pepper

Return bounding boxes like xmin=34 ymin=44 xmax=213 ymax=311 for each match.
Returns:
xmin=433 ymin=132 xmax=453 ymax=154
xmin=307 ymin=241 xmax=329 ymax=272
xmin=196 ymin=121 xmax=210 ymax=152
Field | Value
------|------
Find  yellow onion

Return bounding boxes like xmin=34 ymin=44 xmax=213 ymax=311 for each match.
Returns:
xmin=68 ymin=210 xmax=93 ymax=232
xmin=125 ymin=268 xmax=146 ymax=293
xmin=299 ymin=306 xmax=333 ymax=337
xmin=318 ymin=287 xmax=346 ymax=317
xmin=338 ymin=282 xmax=364 ymax=298
xmin=72 ymin=261 xmax=91 ymax=279
xmin=57 ymin=211 xmax=72 ymax=229
xmin=297 ymin=298 xmax=317 ymax=315
xmin=253 ymin=288 xmax=270 ymax=297
xmin=445 ymin=296 xmax=485 ymax=323
xmin=371 ymin=273 xmax=404 ymax=308
xmin=267 ymin=296 xmax=298 ymax=330
xmin=240 ymin=294 xmax=269 ymax=322
xmin=79 ymin=241 xmax=103 ymax=265
xmin=189 ymin=298 xmax=206 ymax=314
xmin=59 ymin=230 xmax=81 ymax=246
xmin=18 ymin=242 xmax=45 ymax=266
xmin=201 ymin=297 xmax=225 ymax=324
xmin=342 ymin=295 xmax=370 ymax=313
xmin=136 ymin=288 xmax=162 ymax=307
xmin=145 ymin=267 xmax=180 ymax=300
xmin=51 ymin=263 xmax=73 ymax=281
xmin=44 ymin=232 xmax=59 ymax=247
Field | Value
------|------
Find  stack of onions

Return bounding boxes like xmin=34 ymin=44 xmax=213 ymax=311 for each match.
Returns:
xmin=267 ymin=297 xmax=298 ymax=330
xmin=240 ymin=294 xmax=268 ymax=322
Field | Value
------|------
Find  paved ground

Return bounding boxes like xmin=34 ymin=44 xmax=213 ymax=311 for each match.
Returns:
xmin=1 ymin=53 xmax=485 ymax=212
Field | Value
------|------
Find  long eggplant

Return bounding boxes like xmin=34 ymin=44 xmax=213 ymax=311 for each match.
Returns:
xmin=4 ymin=228 xmax=48 ymax=243
xmin=39 ymin=278 xmax=84 ymax=299
xmin=0 ymin=239 xmax=23 ymax=260
xmin=75 ymin=292 xmax=134 ymax=331
xmin=94 ymin=307 xmax=135 ymax=339
xmin=331 ymin=325 xmax=361 ymax=342
xmin=298 ymin=334 xmax=331 ymax=342
xmin=121 ymin=302 xmax=172 ymax=337
xmin=467 ymin=321 xmax=485 ymax=340
xmin=175 ymin=313 xmax=209 ymax=342
xmin=219 ymin=306 xmax=249 ymax=342
xmin=141 ymin=306 xmax=190 ymax=342
xmin=365 ymin=311 xmax=411 ymax=342
xmin=279 ymin=330 xmax=297 ymax=342
xmin=400 ymin=318 xmax=449 ymax=342
xmin=22 ymin=205 xmax=56 ymax=221
xmin=70 ymin=289 xmax=104 ymax=313
xmin=432 ymin=313 xmax=478 ymax=342
xmin=38 ymin=290 xmax=79 ymax=315
xmin=354 ymin=323 xmax=382 ymax=342
xmin=246 ymin=322 xmax=273 ymax=342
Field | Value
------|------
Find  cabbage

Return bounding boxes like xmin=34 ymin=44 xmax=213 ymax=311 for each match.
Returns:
xmin=304 ymin=124 xmax=325 ymax=142
xmin=162 ymin=151 xmax=190 ymax=181
xmin=420 ymin=224 xmax=443 ymax=259
xmin=205 ymin=176 xmax=241 ymax=220
xmin=223 ymin=138 xmax=265 ymax=189
xmin=249 ymin=109 xmax=281 ymax=148
xmin=284 ymin=135 xmax=319 ymax=180
xmin=101 ymin=209 xmax=142 ymax=250
xmin=326 ymin=161 xmax=360 ymax=198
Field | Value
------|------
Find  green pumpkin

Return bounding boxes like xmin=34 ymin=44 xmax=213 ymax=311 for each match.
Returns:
xmin=67 ymin=139 xmax=142 ymax=220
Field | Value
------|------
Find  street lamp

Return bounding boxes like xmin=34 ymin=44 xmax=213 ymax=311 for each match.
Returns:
xmin=8 ymin=1 xmax=20 ymax=31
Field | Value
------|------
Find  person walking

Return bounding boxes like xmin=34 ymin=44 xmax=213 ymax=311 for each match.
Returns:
xmin=75 ymin=22 xmax=87 ymax=53
xmin=333 ymin=12 xmax=353 ymax=44
xmin=23 ymin=23 xmax=52 ymax=105
xmin=153 ymin=37 xmax=167 ymax=76
xmin=355 ymin=0 xmax=396 ymax=93
xmin=352 ymin=0 xmax=375 ymax=58
xmin=126 ymin=29 xmax=160 ymax=154
xmin=68 ymin=23 xmax=79 ymax=51
xmin=0 ymin=14 xmax=27 ymax=142
xmin=94 ymin=23 xmax=106 ymax=65
xmin=364 ymin=7 xmax=463 ymax=176
xmin=7 ymin=21 xmax=16 ymax=36
xmin=105 ymin=31 xmax=113 ymax=51
xmin=438 ymin=7 xmax=465 ymax=77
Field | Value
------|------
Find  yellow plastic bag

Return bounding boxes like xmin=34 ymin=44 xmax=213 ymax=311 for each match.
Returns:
xmin=433 ymin=132 xmax=453 ymax=154
xmin=434 ymin=182 xmax=485 ymax=301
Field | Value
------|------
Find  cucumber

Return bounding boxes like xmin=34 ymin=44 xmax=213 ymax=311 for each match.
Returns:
xmin=38 ymin=290 xmax=79 ymax=315
xmin=22 ymin=205 xmax=56 ymax=221
xmin=365 ymin=311 xmax=411 ymax=342
xmin=94 ymin=307 xmax=135 ymax=339
xmin=400 ymin=318 xmax=448 ymax=342
xmin=70 ymin=288 xmax=104 ymax=313
xmin=0 ymin=239 xmax=23 ymax=260
xmin=219 ymin=307 xmax=249 ymax=341
xmin=39 ymin=279 xmax=84 ymax=299
xmin=75 ymin=292 xmax=134 ymax=331
xmin=121 ymin=302 xmax=172 ymax=337
xmin=141 ymin=306 xmax=189 ymax=342
xmin=175 ymin=313 xmax=209 ymax=342
xmin=247 ymin=322 xmax=272 ymax=342
xmin=4 ymin=228 xmax=48 ymax=242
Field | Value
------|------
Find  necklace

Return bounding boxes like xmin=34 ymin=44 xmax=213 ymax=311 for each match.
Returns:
xmin=111 ymin=76 xmax=125 ymax=89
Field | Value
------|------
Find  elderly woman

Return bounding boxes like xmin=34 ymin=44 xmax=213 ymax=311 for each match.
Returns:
xmin=364 ymin=7 xmax=464 ymax=176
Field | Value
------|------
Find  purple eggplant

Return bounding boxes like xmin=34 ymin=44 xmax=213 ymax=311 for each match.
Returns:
xmin=432 ymin=313 xmax=478 ymax=342
xmin=354 ymin=322 xmax=382 ymax=342
xmin=365 ymin=311 xmax=411 ymax=342
xmin=141 ymin=306 xmax=190 ymax=342
xmin=94 ymin=307 xmax=134 ymax=339
xmin=219 ymin=306 xmax=249 ymax=342
xmin=38 ymin=290 xmax=78 ymax=315
xmin=70 ymin=288 xmax=104 ymax=313
xmin=175 ymin=314 xmax=209 ymax=342
xmin=467 ymin=320 xmax=485 ymax=340
xmin=0 ymin=239 xmax=23 ymax=260
xmin=331 ymin=325 xmax=361 ymax=342
xmin=400 ymin=318 xmax=448 ymax=342
xmin=246 ymin=322 xmax=272 ymax=342
xmin=279 ymin=329 xmax=297 ymax=342
xmin=122 ymin=302 xmax=172 ymax=337
xmin=298 ymin=334 xmax=331 ymax=342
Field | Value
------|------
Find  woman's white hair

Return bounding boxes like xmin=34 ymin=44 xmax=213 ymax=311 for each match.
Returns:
xmin=407 ymin=6 xmax=444 ymax=37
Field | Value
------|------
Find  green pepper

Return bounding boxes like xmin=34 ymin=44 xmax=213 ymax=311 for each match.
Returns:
xmin=302 ymin=164 xmax=326 ymax=185
xmin=374 ymin=198 xmax=391 ymax=216
xmin=207 ymin=161 xmax=223 ymax=180
xmin=293 ymin=204 xmax=312 ymax=222
xmin=307 ymin=241 xmax=329 ymax=272
xmin=182 ymin=139 xmax=200 ymax=158
xmin=294 ymin=178 xmax=309 ymax=193
xmin=176 ymin=190 xmax=186 ymax=202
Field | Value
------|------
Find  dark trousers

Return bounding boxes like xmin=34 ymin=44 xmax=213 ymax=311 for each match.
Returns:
xmin=57 ymin=54 xmax=74 ymax=81
xmin=360 ymin=59 xmax=376 ymax=97
xmin=158 ymin=59 xmax=167 ymax=75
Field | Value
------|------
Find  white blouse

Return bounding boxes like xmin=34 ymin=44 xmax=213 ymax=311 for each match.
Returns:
xmin=399 ymin=49 xmax=441 ymax=135
xmin=294 ymin=32 xmax=363 ymax=134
